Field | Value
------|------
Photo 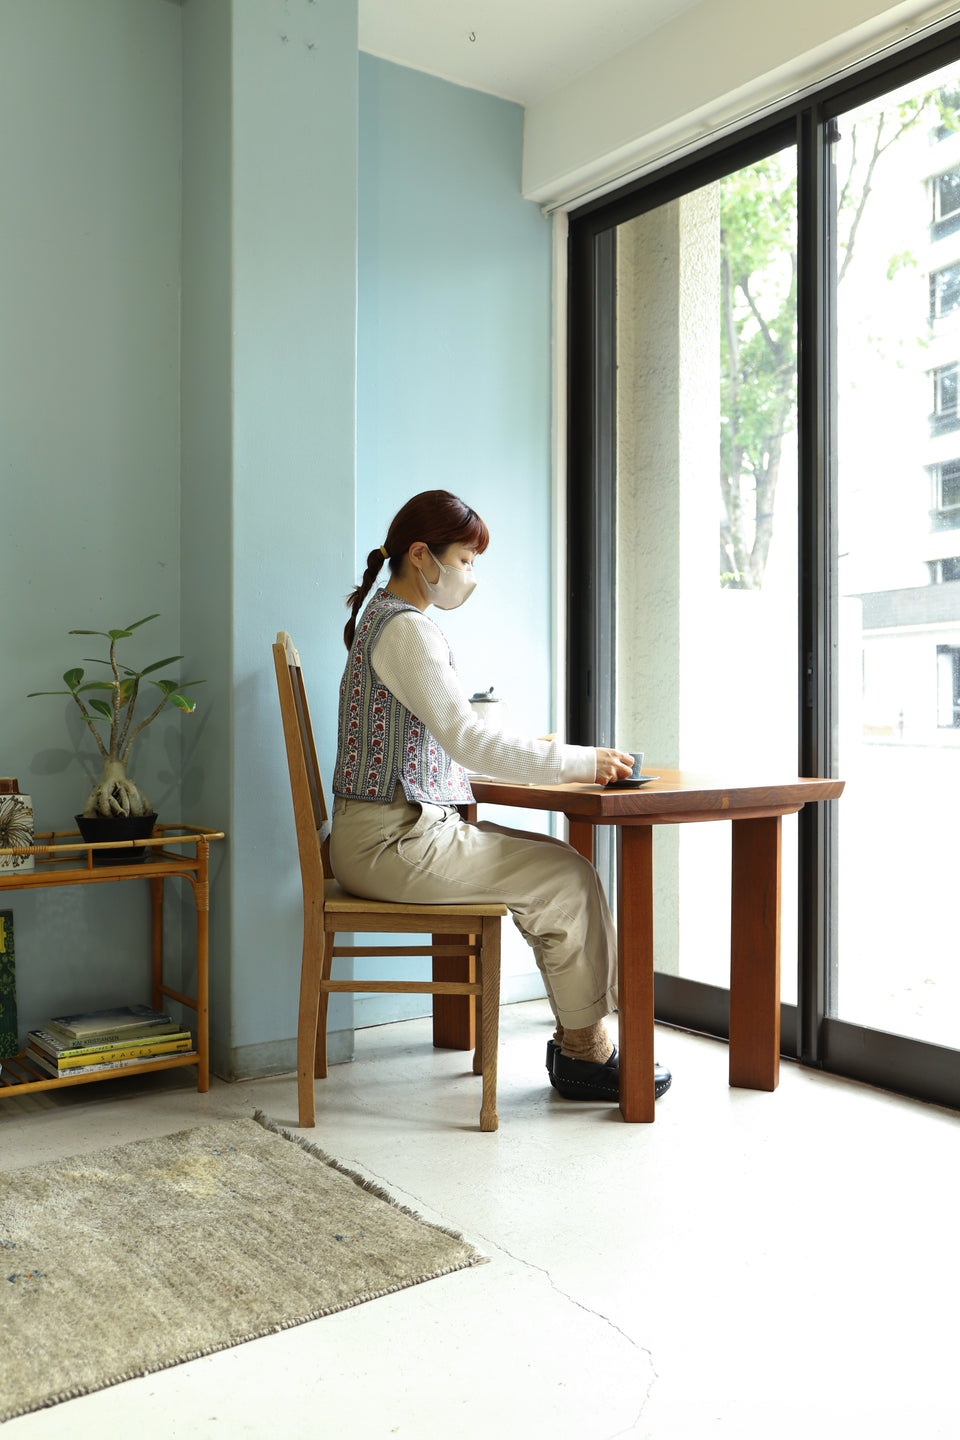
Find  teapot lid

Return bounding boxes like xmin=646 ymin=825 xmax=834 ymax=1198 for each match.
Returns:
xmin=0 ymin=779 xmax=20 ymax=795
xmin=468 ymin=687 xmax=502 ymax=704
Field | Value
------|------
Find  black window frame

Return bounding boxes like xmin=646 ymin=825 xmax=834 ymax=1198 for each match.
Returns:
xmin=567 ymin=20 xmax=960 ymax=1114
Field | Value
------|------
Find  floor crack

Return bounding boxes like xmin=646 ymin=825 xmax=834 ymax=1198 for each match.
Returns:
xmin=350 ymin=1161 xmax=658 ymax=1433
xmin=474 ymin=1229 xmax=658 ymax=1434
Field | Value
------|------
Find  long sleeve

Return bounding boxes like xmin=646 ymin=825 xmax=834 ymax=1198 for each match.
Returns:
xmin=370 ymin=611 xmax=597 ymax=786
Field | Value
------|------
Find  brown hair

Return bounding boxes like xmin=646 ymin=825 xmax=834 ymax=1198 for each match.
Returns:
xmin=343 ymin=490 xmax=489 ymax=649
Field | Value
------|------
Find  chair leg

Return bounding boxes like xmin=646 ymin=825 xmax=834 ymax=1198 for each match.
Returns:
xmin=473 ymin=986 xmax=483 ymax=1076
xmin=433 ymin=933 xmax=476 ymax=1050
xmin=479 ymin=916 xmax=501 ymax=1132
xmin=316 ymin=985 xmax=330 ymax=1080
xmin=297 ymin=897 xmax=324 ymax=1128
xmin=315 ymin=926 xmax=333 ymax=1080
xmin=473 ymin=929 xmax=483 ymax=1075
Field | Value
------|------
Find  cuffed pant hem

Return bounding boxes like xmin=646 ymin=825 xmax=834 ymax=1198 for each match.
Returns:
xmin=553 ymin=987 xmax=618 ymax=1032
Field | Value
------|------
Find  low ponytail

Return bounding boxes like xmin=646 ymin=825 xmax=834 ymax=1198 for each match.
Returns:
xmin=343 ymin=548 xmax=387 ymax=650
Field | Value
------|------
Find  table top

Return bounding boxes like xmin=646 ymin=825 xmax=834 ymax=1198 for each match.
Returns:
xmin=470 ymin=770 xmax=844 ymax=822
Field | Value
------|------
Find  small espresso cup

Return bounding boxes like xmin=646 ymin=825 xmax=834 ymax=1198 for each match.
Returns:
xmin=628 ymin=751 xmax=644 ymax=779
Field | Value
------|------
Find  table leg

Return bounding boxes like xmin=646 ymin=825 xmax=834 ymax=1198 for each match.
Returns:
xmin=617 ymin=825 xmax=655 ymax=1122
xmin=729 ymin=815 xmax=781 ymax=1091
xmin=567 ymin=820 xmax=594 ymax=864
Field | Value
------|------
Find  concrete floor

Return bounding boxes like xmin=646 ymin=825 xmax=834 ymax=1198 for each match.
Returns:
xmin=1 ymin=999 xmax=958 ymax=1440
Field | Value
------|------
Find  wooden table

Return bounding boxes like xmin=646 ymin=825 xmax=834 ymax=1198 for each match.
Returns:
xmin=437 ymin=772 xmax=843 ymax=1122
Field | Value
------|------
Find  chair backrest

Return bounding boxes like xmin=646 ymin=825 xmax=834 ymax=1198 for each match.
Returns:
xmin=273 ymin=631 xmax=334 ymax=883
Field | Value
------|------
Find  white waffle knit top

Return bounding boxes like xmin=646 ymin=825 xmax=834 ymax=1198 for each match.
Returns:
xmin=370 ymin=609 xmax=597 ymax=787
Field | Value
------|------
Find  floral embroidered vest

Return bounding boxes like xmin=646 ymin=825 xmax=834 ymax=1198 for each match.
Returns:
xmin=332 ymin=589 xmax=474 ymax=806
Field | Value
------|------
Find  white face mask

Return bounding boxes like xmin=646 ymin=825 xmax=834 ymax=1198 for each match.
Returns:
xmin=419 ymin=548 xmax=477 ymax=610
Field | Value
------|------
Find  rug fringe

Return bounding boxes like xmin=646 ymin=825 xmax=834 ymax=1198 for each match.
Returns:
xmin=250 ymin=1109 xmax=486 ymax=1252
xmin=0 ymin=1255 xmax=486 ymax=1424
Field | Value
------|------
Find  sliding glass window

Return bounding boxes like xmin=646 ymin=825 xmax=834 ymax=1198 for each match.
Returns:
xmin=614 ymin=146 xmax=799 ymax=1008
xmin=568 ymin=25 xmax=960 ymax=1110
xmin=828 ymin=59 xmax=960 ymax=1058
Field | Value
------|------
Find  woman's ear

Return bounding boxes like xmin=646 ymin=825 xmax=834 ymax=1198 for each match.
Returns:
xmin=407 ymin=541 xmax=428 ymax=567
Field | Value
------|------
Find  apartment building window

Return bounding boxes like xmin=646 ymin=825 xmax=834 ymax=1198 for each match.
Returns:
xmin=930 ymin=261 xmax=960 ymax=318
xmin=931 ymin=363 xmax=960 ymax=431
xmin=932 ymin=169 xmax=960 ymax=238
xmin=937 ymin=644 xmax=960 ymax=725
xmin=927 ymin=555 xmax=960 ymax=581
xmin=930 ymin=458 xmax=960 ymax=527
xmin=934 ymin=85 xmax=960 ymax=141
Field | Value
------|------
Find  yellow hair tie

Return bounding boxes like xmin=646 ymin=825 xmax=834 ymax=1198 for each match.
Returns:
xmin=379 ymin=545 xmax=389 ymax=558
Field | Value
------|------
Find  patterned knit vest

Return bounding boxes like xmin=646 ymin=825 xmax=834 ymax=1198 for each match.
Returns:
xmin=332 ymin=588 xmax=475 ymax=806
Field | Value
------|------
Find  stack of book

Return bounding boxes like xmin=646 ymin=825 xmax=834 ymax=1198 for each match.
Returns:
xmin=26 ymin=1004 xmax=193 ymax=1078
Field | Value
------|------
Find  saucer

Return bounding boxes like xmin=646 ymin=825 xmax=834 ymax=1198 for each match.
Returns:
xmin=606 ymin=775 xmax=659 ymax=789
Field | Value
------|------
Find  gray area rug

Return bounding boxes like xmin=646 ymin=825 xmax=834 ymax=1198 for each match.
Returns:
xmin=0 ymin=1111 xmax=485 ymax=1422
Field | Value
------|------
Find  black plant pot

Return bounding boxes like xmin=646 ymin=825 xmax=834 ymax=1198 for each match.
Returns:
xmin=75 ymin=812 xmax=158 ymax=866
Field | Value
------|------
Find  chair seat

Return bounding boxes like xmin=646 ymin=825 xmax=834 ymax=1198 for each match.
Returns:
xmin=324 ymin=878 xmax=508 ymax=919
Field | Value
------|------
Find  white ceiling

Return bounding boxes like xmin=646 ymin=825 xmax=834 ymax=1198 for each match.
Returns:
xmin=359 ymin=0 xmax=702 ymax=106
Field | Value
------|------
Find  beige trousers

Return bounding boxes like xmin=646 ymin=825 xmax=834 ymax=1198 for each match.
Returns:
xmin=330 ymin=789 xmax=618 ymax=1029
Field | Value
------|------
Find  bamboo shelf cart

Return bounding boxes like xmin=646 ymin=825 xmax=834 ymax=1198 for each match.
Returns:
xmin=0 ymin=824 xmax=224 ymax=1100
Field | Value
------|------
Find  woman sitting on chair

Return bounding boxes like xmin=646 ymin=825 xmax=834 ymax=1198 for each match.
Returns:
xmin=330 ymin=489 xmax=671 ymax=1103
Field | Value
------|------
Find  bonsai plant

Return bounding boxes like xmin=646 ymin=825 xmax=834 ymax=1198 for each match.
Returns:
xmin=29 ymin=614 xmax=202 ymax=825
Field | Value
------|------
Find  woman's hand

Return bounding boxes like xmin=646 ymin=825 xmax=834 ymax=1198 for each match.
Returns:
xmin=594 ymin=748 xmax=635 ymax=785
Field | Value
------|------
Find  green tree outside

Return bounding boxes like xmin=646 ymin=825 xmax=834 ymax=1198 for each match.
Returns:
xmin=718 ymin=90 xmax=959 ymax=588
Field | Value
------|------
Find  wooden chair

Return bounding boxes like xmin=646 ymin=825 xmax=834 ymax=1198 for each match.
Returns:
xmin=273 ymin=631 xmax=505 ymax=1132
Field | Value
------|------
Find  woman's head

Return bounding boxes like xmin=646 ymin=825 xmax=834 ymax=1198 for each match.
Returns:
xmin=381 ymin=490 xmax=489 ymax=571
xmin=343 ymin=490 xmax=489 ymax=648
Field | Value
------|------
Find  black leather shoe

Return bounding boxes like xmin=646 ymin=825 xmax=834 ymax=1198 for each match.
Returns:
xmin=552 ymin=1047 xmax=672 ymax=1101
xmin=546 ymin=1038 xmax=560 ymax=1089
xmin=655 ymin=1061 xmax=672 ymax=1099
xmin=553 ymin=1046 xmax=620 ymax=1100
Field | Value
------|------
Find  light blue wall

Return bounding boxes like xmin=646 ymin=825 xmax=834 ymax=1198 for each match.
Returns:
xmin=0 ymin=7 xmax=553 ymax=1074
xmin=0 ymin=0 xmax=184 ymax=1035
xmin=180 ymin=0 xmax=235 ymax=1070
xmin=228 ymin=0 xmax=358 ymax=1067
xmin=180 ymin=0 xmax=358 ymax=1077
xmin=355 ymin=56 xmax=554 ymax=1025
